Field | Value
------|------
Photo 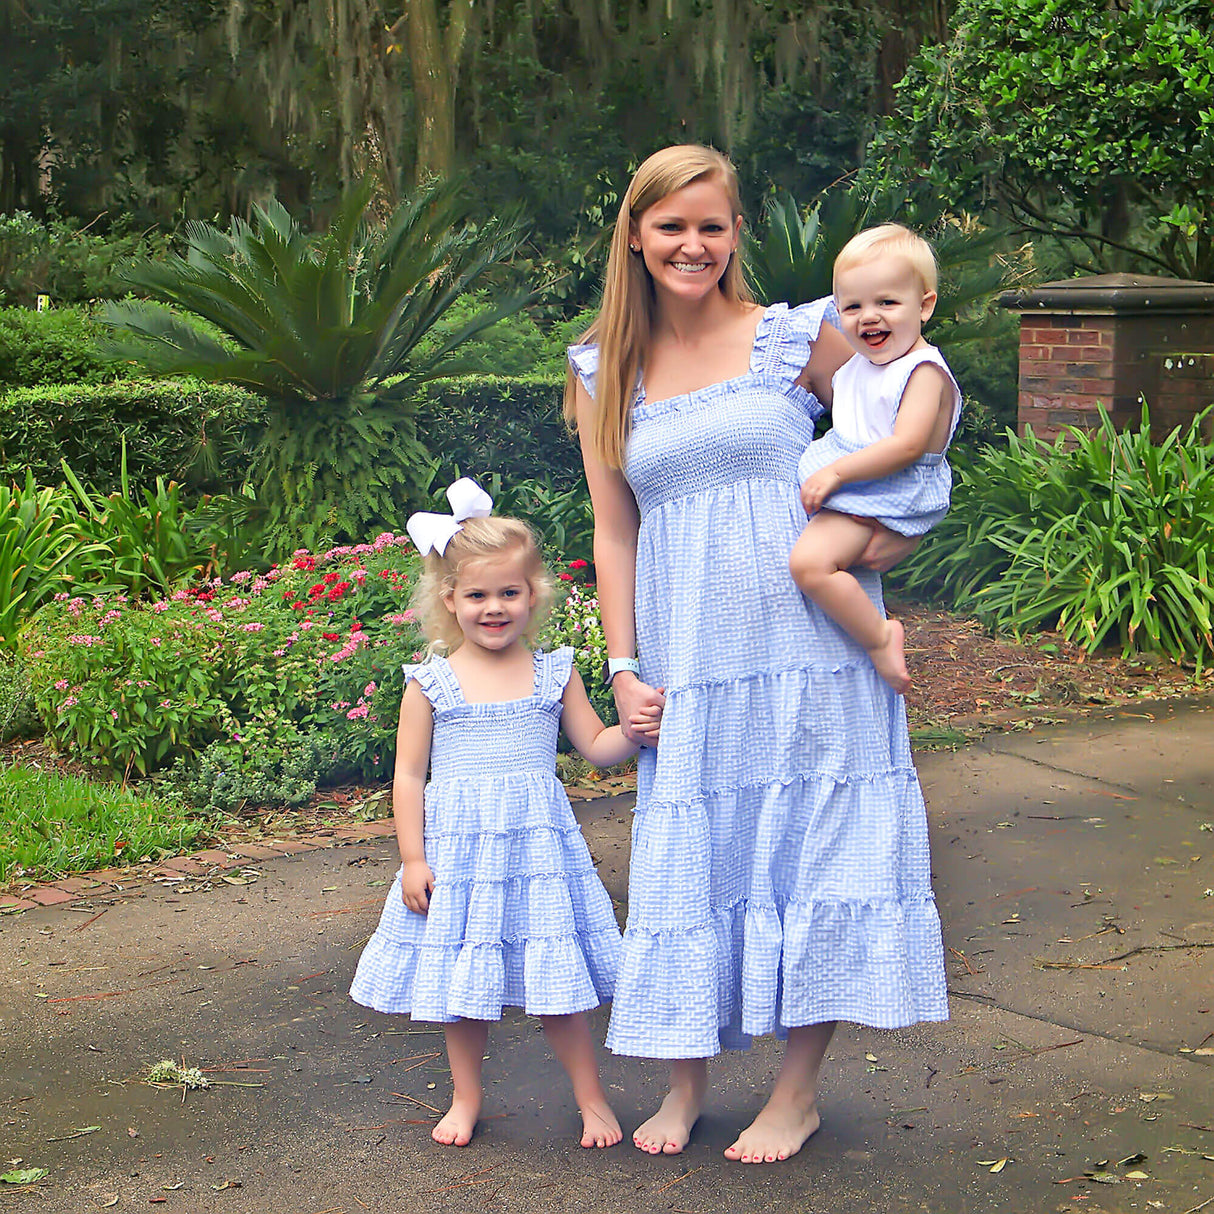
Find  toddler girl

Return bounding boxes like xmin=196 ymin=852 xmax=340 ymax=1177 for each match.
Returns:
xmin=790 ymin=223 xmax=962 ymax=694
xmin=350 ymin=478 xmax=653 ymax=1148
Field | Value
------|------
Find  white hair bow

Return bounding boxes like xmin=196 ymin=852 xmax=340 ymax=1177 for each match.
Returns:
xmin=406 ymin=477 xmax=494 ymax=556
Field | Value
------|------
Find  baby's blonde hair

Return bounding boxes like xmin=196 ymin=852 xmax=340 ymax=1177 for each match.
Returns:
xmin=410 ymin=516 xmax=554 ymax=653
xmin=833 ymin=223 xmax=938 ymax=296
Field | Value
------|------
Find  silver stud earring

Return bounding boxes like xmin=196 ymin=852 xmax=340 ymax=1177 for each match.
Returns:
xmin=630 ymin=244 xmax=640 ymax=253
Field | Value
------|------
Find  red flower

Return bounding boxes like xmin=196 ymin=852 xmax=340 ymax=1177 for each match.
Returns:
xmin=308 ymin=584 xmax=326 ymax=600
xmin=568 ymin=559 xmax=589 ymax=569
xmin=323 ymin=570 xmax=340 ymax=585
xmin=322 ymin=632 xmax=340 ymax=641
xmin=292 ymin=555 xmax=316 ymax=571
xmin=558 ymin=573 xmax=574 ymax=581
xmin=291 ymin=600 xmax=305 ymax=611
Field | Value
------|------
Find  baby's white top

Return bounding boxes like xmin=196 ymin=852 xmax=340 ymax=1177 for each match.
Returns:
xmin=829 ymin=345 xmax=962 ymax=446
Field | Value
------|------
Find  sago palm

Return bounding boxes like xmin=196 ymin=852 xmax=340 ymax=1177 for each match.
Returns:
xmin=104 ymin=179 xmax=529 ymax=555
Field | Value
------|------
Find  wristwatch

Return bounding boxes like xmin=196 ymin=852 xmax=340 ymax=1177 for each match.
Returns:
xmin=601 ymin=657 xmax=641 ymax=684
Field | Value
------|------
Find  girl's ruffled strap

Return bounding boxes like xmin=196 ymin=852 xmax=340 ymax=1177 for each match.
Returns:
xmin=537 ymin=646 xmax=576 ymax=705
xmin=567 ymin=343 xmax=599 ymax=399
xmin=401 ymin=659 xmax=449 ymax=710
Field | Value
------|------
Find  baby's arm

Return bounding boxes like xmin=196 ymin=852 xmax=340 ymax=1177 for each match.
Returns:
xmin=393 ymin=678 xmax=435 ymax=913
xmin=560 ymin=667 xmax=643 ymax=767
xmin=801 ymin=362 xmax=953 ymax=513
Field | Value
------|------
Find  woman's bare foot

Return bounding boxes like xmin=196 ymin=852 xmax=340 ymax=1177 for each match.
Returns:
xmin=579 ymin=1099 xmax=623 ymax=1148
xmin=432 ymin=1095 xmax=480 ymax=1147
xmin=724 ymin=1098 xmax=820 ymax=1164
xmin=868 ymin=618 xmax=910 ymax=694
xmin=633 ymin=1071 xmax=706 ymax=1156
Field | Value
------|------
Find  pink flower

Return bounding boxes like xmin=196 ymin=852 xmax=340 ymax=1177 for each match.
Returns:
xmin=54 ymin=679 xmax=68 ymax=690
xmin=111 ymin=710 xmax=118 ymax=720
xmin=351 ymin=569 xmax=367 ymax=584
xmin=230 ymin=570 xmax=252 ymax=584
xmin=346 ymin=705 xmax=369 ymax=719
xmin=60 ymin=696 xmax=78 ymax=710
xmin=241 ymin=622 xmax=265 ymax=632
xmin=150 ymin=638 xmax=162 ymax=647
xmin=363 ymin=681 xmax=377 ymax=697
xmin=152 ymin=600 xmax=170 ymax=613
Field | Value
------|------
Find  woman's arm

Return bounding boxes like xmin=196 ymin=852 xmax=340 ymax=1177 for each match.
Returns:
xmin=393 ymin=679 xmax=435 ymax=913
xmin=797 ymin=319 xmax=852 ymax=406
xmin=573 ymin=379 xmax=666 ymax=745
xmin=560 ymin=667 xmax=639 ymax=767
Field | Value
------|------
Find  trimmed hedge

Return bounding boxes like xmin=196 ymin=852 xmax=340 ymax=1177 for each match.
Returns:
xmin=0 ymin=378 xmax=263 ymax=494
xmin=414 ymin=374 xmax=583 ymax=489
xmin=0 ymin=306 xmax=133 ymax=391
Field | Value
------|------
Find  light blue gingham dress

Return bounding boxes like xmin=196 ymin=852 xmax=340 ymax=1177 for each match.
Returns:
xmin=796 ymin=346 xmax=963 ymax=536
xmin=569 ymin=301 xmax=948 ymax=1059
xmin=348 ymin=648 xmax=621 ymax=1021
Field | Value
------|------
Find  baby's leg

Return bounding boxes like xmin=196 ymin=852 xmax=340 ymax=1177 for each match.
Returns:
xmin=789 ymin=510 xmax=910 ymax=694
xmin=433 ymin=1018 xmax=489 ymax=1146
xmin=540 ymin=1012 xmax=622 ymax=1148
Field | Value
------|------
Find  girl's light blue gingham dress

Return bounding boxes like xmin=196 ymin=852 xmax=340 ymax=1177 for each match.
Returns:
xmin=568 ymin=301 xmax=948 ymax=1059
xmin=348 ymin=648 xmax=621 ymax=1021
xmin=796 ymin=346 xmax=963 ymax=536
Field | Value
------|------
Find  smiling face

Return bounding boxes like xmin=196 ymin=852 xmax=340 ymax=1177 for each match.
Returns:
xmin=443 ymin=549 xmax=536 ymax=654
xmin=833 ymin=256 xmax=938 ymax=366
xmin=631 ymin=176 xmax=742 ymax=303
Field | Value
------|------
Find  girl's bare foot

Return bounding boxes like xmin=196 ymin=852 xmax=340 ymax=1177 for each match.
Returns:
xmin=579 ymin=1099 xmax=623 ymax=1148
xmin=868 ymin=618 xmax=910 ymax=695
xmin=724 ymin=1098 xmax=820 ymax=1164
xmin=633 ymin=1085 xmax=703 ymax=1155
xmin=432 ymin=1095 xmax=480 ymax=1147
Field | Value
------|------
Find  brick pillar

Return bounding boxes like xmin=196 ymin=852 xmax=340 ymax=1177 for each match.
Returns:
xmin=999 ymin=274 xmax=1214 ymax=441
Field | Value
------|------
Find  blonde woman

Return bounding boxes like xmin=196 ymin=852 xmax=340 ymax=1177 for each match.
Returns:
xmin=566 ymin=146 xmax=948 ymax=1164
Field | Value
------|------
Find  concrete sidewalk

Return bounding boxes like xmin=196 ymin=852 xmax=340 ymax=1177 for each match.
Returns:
xmin=1 ymin=704 xmax=1211 ymax=1213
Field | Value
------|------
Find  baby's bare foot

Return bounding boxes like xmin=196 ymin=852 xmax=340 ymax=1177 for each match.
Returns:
xmin=579 ymin=1099 xmax=623 ymax=1148
xmin=724 ymin=1099 xmax=820 ymax=1164
xmin=868 ymin=618 xmax=910 ymax=695
xmin=633 ymin=1088 xmax=702 ymax=1155
xmin=432 ymin=1095 xmax=480 ymax=1147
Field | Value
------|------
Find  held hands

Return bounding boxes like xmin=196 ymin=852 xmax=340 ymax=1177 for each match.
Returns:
xmin=613 ymin=672 xmax=666 ymax=748
xmin=400 ymin=858 xmax=435 ymax=913
xmin=800 ymin=465 xmax=845 ymax=515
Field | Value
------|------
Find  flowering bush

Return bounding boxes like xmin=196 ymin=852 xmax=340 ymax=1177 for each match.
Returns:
xmin=21 ymin=533 xmax=427 ymax=781
xmin=545 ymin=562 xmax=617 ymax=728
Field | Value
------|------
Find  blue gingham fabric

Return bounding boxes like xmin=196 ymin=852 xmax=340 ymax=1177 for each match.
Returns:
xmin=348 ymin=647 xmax=621 ymax=1021
xmin=796 ymin=346 xmax=962 ymax=536
xmin=568 ymin=300 xmax=948 ymax=1060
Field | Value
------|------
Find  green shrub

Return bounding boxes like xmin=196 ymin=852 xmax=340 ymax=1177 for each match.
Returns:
xmin=0 ymin=651 xmax=37 ymax=742
xmin=0 ymin=306 xmax=132 ymax=390
xmin=0 ymin=378 xmax=263 ymax=494
xmin=20 ymin=533 xmax=426 ymax=783
xmin=414 ymin=375 xmax=582 ymax=490
xmin=892 ymin=405 xmax=1214 ymax=662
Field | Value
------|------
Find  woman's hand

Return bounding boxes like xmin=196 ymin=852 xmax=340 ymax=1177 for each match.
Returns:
xmin=857 ymin=523 xmax=919 ymax=572
xmin=400 ymin=859 xmax=435 ymax=914
xmin=612 ymin=672 xmax=666 ymax=748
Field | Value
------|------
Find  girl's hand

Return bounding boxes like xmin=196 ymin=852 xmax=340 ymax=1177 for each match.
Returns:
xmin=857 ymin=524 xmax=919 ymax=572
xmin=800 ymin=466 xmax=844 ymax=515
xmin=401 ymin=859 xmax=435 ymax=914
xmin=613 ymin=673 xmax=666 ymax=748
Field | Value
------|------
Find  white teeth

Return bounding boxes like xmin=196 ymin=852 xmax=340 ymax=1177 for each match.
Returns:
xmin=672 ymin=263 xmax=708 ymax=272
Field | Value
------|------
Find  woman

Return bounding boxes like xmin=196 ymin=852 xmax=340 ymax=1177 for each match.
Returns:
xmin=565 ymin=145 xmax=948 ymax=1164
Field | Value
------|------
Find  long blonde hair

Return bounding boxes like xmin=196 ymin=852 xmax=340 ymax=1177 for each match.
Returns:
xmin=410 ymin=517 xmax=554 ymax=653
xmin=563 ymin=144 xmax=754 ymax=469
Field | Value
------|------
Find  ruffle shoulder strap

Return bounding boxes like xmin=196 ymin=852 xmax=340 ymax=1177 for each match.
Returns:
xmin=401 ymin=659 xmax=452 ymax=710
xmin=567 ymin=343 xmax=599 ymax=399
xmin=537 ymin=646 xmax=576 ymax=705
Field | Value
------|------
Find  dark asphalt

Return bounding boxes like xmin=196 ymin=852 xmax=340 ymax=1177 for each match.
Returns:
xmin=2 ymin=704 xmax=1212 ymax=1214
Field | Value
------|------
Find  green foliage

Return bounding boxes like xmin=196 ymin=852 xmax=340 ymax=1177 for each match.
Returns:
xmin=0 ymin=377 xmax=262 ymax=495
xmin=0 ymin=650 xmax=37 ymax=742
xmin=415 ymin=376 xmax=582 ymax=493
xmin=0 ymin=763 xmax=206 ymax=884
xmin=0 ymin=213 xmax=173 ymax=307
xmin=877 ymin=0 xmax=1214 ymax=277
xmin=0 ymin=473 xmax=101 ymax=648
xmin=892 ymin=405 xmax=1214 ymax=662
xmin=167 ymin=721 xmax=330 ymax=814
xmin=0 ymin=305 xmax=131 ymax=390
xmin=104 ymin=179 xmax=531 ymax=556
xmin=20 ymin=533 xmax=426 ymax=785
xmin=59 ymin=454 xmax=212 ymax=598
xmin=545 ymin=574 xmax=617 ymax=729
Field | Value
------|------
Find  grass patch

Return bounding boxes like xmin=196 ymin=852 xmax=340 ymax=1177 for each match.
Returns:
xmin=0 ymin=764 xmax=209 ymax=884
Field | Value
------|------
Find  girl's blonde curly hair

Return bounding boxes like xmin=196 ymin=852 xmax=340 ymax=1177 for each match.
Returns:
xmin=410 ymin=516 xmax=554 ymax=653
